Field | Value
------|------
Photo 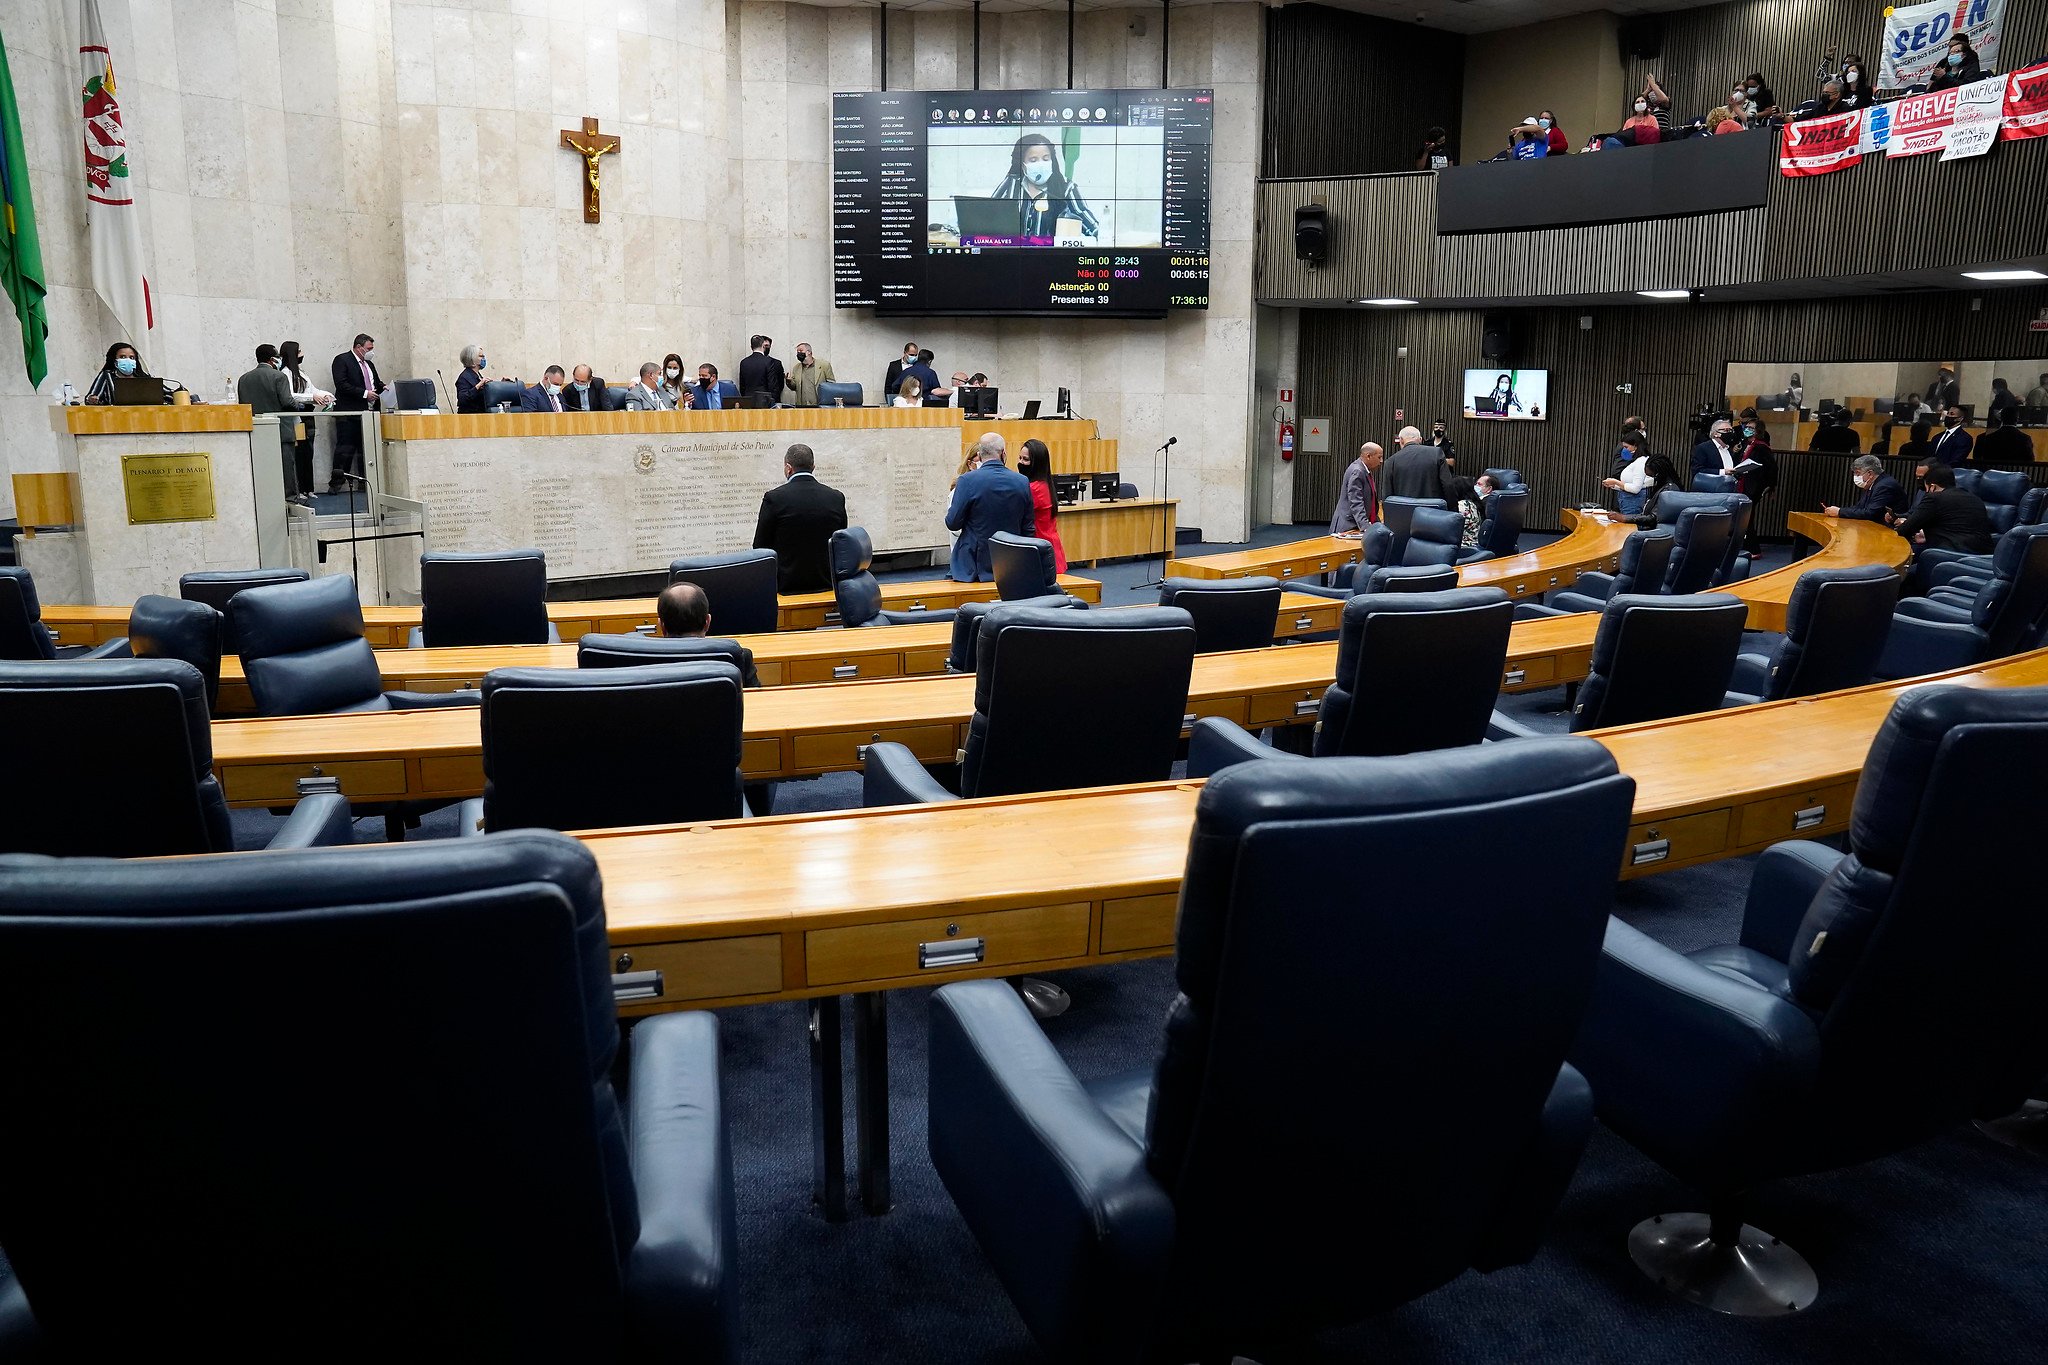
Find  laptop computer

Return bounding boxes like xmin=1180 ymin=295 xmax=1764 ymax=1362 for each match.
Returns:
xmin=1021 ymin=400 xmax=1041 ymax=420
xmin=738 ymin=394 xmax=774 ymax=409
xmin=953 ymin=196 xmax=1044 ymax=246
xmin=111 ymin=376 xmax=166 ymax=405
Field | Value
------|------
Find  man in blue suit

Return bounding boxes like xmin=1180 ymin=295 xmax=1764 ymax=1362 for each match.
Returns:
xmin=518 ymin=365 xmax=568 ymax=411
xmin=1689 ymin=417 xmax=1733 ymax=481
xmin=946 ymin=432 xmax=1033 ymax=582
xmin=687 ymin=362 xmax=740 ymax=410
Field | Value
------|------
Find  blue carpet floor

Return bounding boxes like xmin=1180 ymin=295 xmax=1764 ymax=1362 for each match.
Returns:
xmin=186 ymin=532 xmax=2048 ymax=1362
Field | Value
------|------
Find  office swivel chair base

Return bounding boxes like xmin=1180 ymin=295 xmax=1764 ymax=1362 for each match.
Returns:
xmin=1976 ymin=1099 xmax=2048 ymax=1155
xmin=1018 ymin=977 xmax=1070 ymax=1018
xmin=1628 ymin=1211 xmax=1817 ymax=1316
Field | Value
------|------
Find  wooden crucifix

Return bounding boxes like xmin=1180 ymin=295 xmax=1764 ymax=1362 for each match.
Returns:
xmin=559 ymin=116 xmax=621 ymax=223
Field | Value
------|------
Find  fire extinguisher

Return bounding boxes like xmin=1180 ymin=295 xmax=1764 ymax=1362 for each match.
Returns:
xmin=1278 ymin=420 xmax=1295 ymax=462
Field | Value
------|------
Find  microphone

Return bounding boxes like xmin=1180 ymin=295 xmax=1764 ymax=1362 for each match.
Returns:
xmin=436 ymin=368 xmax=454 ymax=412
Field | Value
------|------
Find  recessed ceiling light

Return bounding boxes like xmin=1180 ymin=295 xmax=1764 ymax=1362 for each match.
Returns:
xmin=1637 ymin=289 xmax=1692 ymax=299
xmin=1960 ymin=268 xmax=2047 ymax=281
xmin=1355 ymin=297 xmax=1417 ymax=306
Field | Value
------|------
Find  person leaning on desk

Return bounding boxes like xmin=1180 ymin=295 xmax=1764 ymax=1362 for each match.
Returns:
xmin=83 ymin=341 xmax=184 ymax=403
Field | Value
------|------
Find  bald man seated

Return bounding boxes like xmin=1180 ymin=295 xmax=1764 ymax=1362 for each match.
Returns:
xmin=656 ymin=581 xmax=762 ymax=688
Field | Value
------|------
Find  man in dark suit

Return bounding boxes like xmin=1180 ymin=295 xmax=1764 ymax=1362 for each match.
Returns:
xmin=519 ymin=365 xmax=569 ymax=412
xmin=1931 ymin=405 xmax=1974 ymax=466
xmin=1973 ymin=407 xmax=2034 ymax=465
xmin=1689 ymin=418 xmax=1734 ymax=481
xmin=1897 ymin=460 xmax=1995 ymax=566
xmin=1379 ymin=426 xmax=1463 ymax=503
xmin=560 ymin=364 xmax=611 ymax=411
xmin=753 ymin=443 xmax=849 ymax=594
xmin=945 ymin=433 xmax=1033 ymax=582
xmin=737 ymin=336 xmax=784 ymax=405
xmin=1924 ymin=366 xmax=1960 ymax=410
xmin=328 ymin=332 xmax=381 ymax=492
xmin=882 ymin=341 xmax=917 ymax=404
xmin=1807 ymin=410 xmax=1860 ymax=453
xmin=1822 ymin=454 xmax=1907 ymax=521
xmin=655 ymin=582 xmax=762 ymax=688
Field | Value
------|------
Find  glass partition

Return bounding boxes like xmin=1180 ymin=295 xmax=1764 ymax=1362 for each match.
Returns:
xmin=1722 ymin=360 xmax=2048 ymax=455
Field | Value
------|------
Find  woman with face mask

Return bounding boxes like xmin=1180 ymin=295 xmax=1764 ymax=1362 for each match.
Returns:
xmin=1836 ymin=53 xmax=1872 ymax=107
xmin=1537 ymin=110 xmax=1568 ymax=154
xmin=1730 ymin=411 xmax=1777 ymax=553
xmin=1927 ymin=35 xmax=1982 ymax=91
xmin=660 ymin=352 xmax=687 ymax=402
xmin=1737 ymin=73 xmax=1779 ymax=119
xmin=84 ymin=341 xmax=165 ymax=404
xmin=279 ymin=341 xmax=334 ymax=498
xmin=1622 ymin=96 xmax=1662 ymax=144
xmin=993 ymin=134 xmax=1100 ymax=242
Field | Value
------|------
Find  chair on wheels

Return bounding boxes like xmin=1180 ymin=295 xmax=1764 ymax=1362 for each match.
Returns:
xmin=1568 ymin=684 xmax=2048 ymax=1316
xmin=578 ymin=634 xmax=773 ymax=814
xmin=1724 ymin=565 xmax=1899 ymax=704
xmin=1875 ymin=523 xmax=2048 ymax=678
xmin=1474 ymin=487 xmax=1529 ymax=556
xmin=0 ymin=833 xmax=736 ymax=1359
xmin=1484 ymin=466 xmax=1527 ymax=491
xmin=1156 ymin=576 xmax=1282 ymax=652
xmin=0 ymin=659 xmax=351 ymax=856
xmin=1691 ymin=472 xmax=1739 ymax=494
xmin=0 ymin=567 xmax=129 ymax=660
xmin=412 ymin=549 xmax=558 ymax=647
xmin=1403 ymin=507 xmax=1490 ymax=567
xmin=943 ymin=595 xmax=1087 ymax=672
xmin=1489 ymin=593 xmax=1748 ymax=738
xmin=180 ymin=568 xmax=309 ymax=654
xmin=1313 ymin=523 xmax=1396 ymax=595
xmin=1380 ymin=496 xmax=1445 ymax=566
xmin=1191 ymin=588 xmax=1514 ymax=772
xmin=128 ymin=594 xmax=225 ymax=711
xmin=989 ymin=531 xmax=1061 ymax=601
xmin=830 ymin=527 xmax=957 ymax=627
xmin=1962 ymin=467 xmax=2030 ymax=533
xmin=232 ymin=574 xmax=483 ymax=716
xmin=1517 ymin=527 xmax=1674 ymax=619
xmin=1301 ymin=555 xmax=1446 ymax=601
xmin=668 ymin=550 xmax=780 ymax=635
xmin=926 ymin=739 xmax=1633 ymax=1363
xmin=865 ymin=606 xmax=1196 ymax=806
xmin=459 ymin=663 xmax=746 ymax=833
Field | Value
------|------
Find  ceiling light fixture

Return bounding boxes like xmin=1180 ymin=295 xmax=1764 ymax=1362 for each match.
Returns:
xmin=1355 ymin=297 xmax=1417 ymax=306
xmin=1960 ymin=268 xmax=2047 ymax=281
xmin=1637 ymin=289 xmax=1692 ymax=299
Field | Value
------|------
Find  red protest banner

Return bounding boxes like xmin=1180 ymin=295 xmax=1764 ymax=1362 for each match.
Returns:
xmin=2001 ymin=61 xmax=2048 ymax=142
xmin=1779 ymin=110 xmax=1863 ymax=176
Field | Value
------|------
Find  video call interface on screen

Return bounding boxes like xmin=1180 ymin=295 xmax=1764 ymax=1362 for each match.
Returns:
xmin=833 ymin=88 xmax=1213 ymax=316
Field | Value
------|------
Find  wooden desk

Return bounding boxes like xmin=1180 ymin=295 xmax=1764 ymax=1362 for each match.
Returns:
xmin=1056 ymin=498 xmax=1175 ymax=566
xmin=210 ymin=590 xmax=1350 ymax=713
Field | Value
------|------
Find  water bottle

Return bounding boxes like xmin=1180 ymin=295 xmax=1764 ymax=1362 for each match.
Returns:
xmin=224 ymin=375 xmax=235 ymax=404
xmin=58 ymin=382 xmax=75 ymax=406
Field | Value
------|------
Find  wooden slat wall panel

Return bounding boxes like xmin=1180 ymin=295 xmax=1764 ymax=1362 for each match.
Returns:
xmin=1433 ymin=209 xmax=1767 ymax=299
xmin=1262 ymin=5 xmax=1465 ymax=178
xmin=1256 ymin=175 xmax=1437 ymax=302
xmin=1293 ymin=287 xmax=2048 ymax=531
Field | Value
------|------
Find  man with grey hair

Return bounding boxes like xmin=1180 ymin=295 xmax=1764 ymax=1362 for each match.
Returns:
xmin=1822 ymin=452 xmax=1907 ymax=521
xmin=624 ymin=361 xmax=675 ymax=411
xmin=946 ymin=430 xmax=1033 ymax=581
xmin=1381 ymin=424 xmax=1465 ymax=503
xmin=1690 ymin=417 xmax=1736 ymax=481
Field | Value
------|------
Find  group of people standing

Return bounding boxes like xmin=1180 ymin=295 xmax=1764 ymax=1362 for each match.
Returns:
xmin=944 ymin=432 xmax=1067 ymax=581
xmin=1600 ymin=412 xmax=1776 ymax=551
xmin=1327 ymin=425 xmax=1494 ymax=550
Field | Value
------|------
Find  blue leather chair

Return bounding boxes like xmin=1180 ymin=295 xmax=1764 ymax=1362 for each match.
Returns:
xmin=669 ymin=549 xmax=779 ymax=635
xmin=1312 ymin=523 xmax=1395 ymax=595
xmin=1961 ymin=467 xmax=2030 ymax=533
xmin=1876 ymin=523 xmax=2048 ymax=678
xmin=1649 ymin=498 xmax=1744 ymax=592
xmin=1475 ymin=487 xmax=1529 ymax=556
xmin=0 ymin=659 xmax=350 ymax=856
xmin=815 ymin=380 xmax=863 ymax=407
xmin=180 ymin=567 xmax=308 ymax=654
xmin=231 ymin=574 xmax=482 ymax=716
xmin=864 ymin=605 xmax=1195 ymax=804
xmin=1361 ymin=563 xmax=1458 ymax=592
xmin=1380 ymin=496 xmax=1444 ymax=566
xmin=1491 ymin=593 xmax=1748 ymax=737
xmin=989 ymin=531 xmax=1061 ymax=601
xmin=478 ymin=378 xmax=523 ymax=409
xmin=1156 ymin=576 xmax=1281 ymax=652
xmin=413 ymin=549 xmax=557 ymax=647
xmin=1726 ymin=565 xmax=1899 ymax=704
xmin=927 ymin=739 xmax=1633 ymax=1362
xmin=2020 ymin=485 xmax=2048 ymax=527
xmin=578 ymin=634 xmax=772 ymax=815
xmin=943 ymin=594 xmax=1086 ymax=672
xmin=0 ymin=833 xmax=736 ymax=1357
xmin=462 ymin=662 xmax=745 ymax=833
xmin=1691 ymin=472 xmax=1739 ymax=494
xmin=1403 ymin=506 xmax=1487 ymax=567
xmin=1921 ymin=501 xmax=2048 ymax=590
xmin=830 ymin=526 xmax=958 ymax=628
xmin=1519 ymin=527 xmax=1674 ymax=618
xmin=128 ymin=594 xmax=224 ymax=710
xmin=1484 ymin=466 xmax=1527 ymax=491
xmin=1191 ymin=587 xmax=1514 ymax=771
xmin=0 ymin=566 xmax=128 ymax=660
xmin=1569 ymin=684 xmax=2048 ymax=1315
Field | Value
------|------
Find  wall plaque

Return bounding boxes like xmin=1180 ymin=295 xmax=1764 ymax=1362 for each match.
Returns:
xmin=121 ymin=452 xmax=217 ymax=525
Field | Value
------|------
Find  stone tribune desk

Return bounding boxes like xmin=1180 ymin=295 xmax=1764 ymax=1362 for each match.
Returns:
xmin=379 ymin=410 xmax=1122 ymax=581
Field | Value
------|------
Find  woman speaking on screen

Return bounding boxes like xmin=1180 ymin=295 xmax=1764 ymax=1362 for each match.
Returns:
xmin=994 ymin=134 xmax=1100 ymax=243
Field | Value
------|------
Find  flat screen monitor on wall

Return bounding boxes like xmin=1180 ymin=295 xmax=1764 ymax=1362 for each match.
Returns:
xmin=1462 ymin=369 xmax=1549 ymax=421
xmin=832 ymin=88 xmax=1213 ymax=318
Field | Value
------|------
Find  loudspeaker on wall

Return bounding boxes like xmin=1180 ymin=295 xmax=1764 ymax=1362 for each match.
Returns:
xmin=1481 ymin=311 xmax=1516 ymax=363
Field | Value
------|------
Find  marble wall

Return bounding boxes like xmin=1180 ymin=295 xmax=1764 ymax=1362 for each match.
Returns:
xmin=1 ymin=0 xmax=1265 ymax=542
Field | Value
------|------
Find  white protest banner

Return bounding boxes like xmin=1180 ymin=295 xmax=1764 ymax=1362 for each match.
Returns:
xmin=1880 ymin=0 xmax=2007 ymax=90
xmin=1884 ymin=75 xmax=2004 ymax=156
xmin=1939 ymin=76 xmax=2004 ymax=158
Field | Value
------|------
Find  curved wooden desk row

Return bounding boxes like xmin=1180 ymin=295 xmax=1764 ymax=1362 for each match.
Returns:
xmin=38 ymin=573 xmax=1107 ymax=647
xmin=581 ymin=642 xmax=2048 ymax=1015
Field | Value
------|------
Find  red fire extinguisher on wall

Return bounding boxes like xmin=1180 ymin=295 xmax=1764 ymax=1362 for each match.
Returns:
xmin=1278 ymin=420 xmax=1295 ymax=462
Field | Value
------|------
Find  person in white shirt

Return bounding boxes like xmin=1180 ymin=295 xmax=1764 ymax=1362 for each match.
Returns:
xmin=1603 ymin=432 xmax=1653 ymax=513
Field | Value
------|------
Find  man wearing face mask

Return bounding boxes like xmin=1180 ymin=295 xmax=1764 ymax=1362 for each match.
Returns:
xmin=737 ymin=335 xmax=784 ymax=406
xmin=327 ymin=333 xmax=381 ymax=493
xmin=687 ymin=363 xmax=740 ymax=411
xmin=1932 ymin=404 xmax=1974 ymax=466
xmin=784 ymin=342 xmax=836 ymax=407
xmin=1689 ymin=417 xmax=1735 ymax=481
xmin=1822 ymin=455 xmax=1906 ymax=521
xmin=883 ymin=341 xmax=918 ymax=404
xmin=559 ymin=363 xmax=611 ymax=412
xmin=238 ymin=343 xmax=313 ymax=504
xmin=1925 ymin=366 xmax=1960 ymax=409
xmin=624 ymin=361 xmax=676 ymax=411
xmin=519 ymin=364 xmax=569 ymax=413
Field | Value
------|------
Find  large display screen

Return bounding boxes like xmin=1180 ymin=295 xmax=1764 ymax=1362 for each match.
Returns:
xmin=832 ymin=88 xmax=1212 ymax=317
xmin=1462 ymin=369 xmax=1550 ymax=421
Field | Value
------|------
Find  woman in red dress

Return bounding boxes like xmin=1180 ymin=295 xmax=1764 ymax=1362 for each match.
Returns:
xmin=1019 ymin=437 xmax=1067 ymax=573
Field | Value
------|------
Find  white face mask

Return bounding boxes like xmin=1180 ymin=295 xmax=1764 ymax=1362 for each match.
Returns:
xmin=665 ymin=366 xmax=680 ymax=379
xmin=1022 ymin=159 xmax=1053 ymax=186
xmin=1845 ymin=69 xmax=1858 ymax=84
xmin=1745 ymin=85 xmax=1758 ymax=95
xmin=1538 ymin=117 xmax=1552 ymax=128
xmin=1634 ymin=101 xmax=1648 ymax=113
xmin=1854 ymin=473 xmax=1871 ymax=488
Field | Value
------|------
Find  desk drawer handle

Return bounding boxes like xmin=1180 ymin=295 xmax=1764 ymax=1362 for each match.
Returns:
xmin=1504 ymin=667 xmax=1527 ymax=686
xmin=1547 ymin=574 xmax=1559 ymax=586
xmin=906 ymin=601 xmax=927 ymax=611
xmin=919 ymin=936 xmax=986 ymax=970
xmin=1631 ymin=838 xmax=1670 ymax=866
xmin=823 ymin=610 xmax=842 ymax=624
xmin=634 ymin=623 xmax=657 ymax=634
xmin=1793 ymin=804 xmax=1827 ymax=831
xmin=1294 ymin=698 xmax=1320 ymax=717
xmin=612 ymin=969 xmax=665 ymax=1002
xmin=1279 ymin=566 xmax=1294 ymax=577
xmin=1315 ymin=560 xmax=1329 ymax=571
xmin=296 ymin=775 xmax=342 ymax=797
xmin=1294 ymin=615 xmax=1314 ymax=630
xmin=833 ymin=664 xmax=858 ymax=679
xmin=1182 ymin=712 xmax=1197 ymax=727
xmin=1513 ymin=582 xmax=1526 ymax=594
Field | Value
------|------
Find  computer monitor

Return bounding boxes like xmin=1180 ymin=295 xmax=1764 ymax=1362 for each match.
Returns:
xmin=1052 ymin=474 xmax=1083 ymax=506
xmin=1057 ymin=387 xmax=1073 ymax=419
xmin=111 ymin=376 xmax=165 ymax=406
xmin=1090 ymin=473 xmax=1120 ymax=501
xmin=967 ymin=385 xmax=999 ymax=418
xmin=921 ymin=393 xmax=951 ymax=408
xmin=393 ymin=378 xmax=437 ymax=411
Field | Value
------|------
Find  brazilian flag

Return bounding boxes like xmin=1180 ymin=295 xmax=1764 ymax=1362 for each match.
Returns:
xmin=0 ymin=29 xmax=48 ymax=387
